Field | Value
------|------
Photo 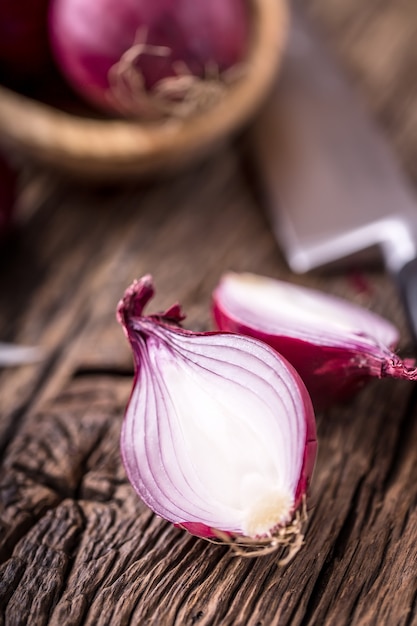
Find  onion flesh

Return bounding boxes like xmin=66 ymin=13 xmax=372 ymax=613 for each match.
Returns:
xmin=213 ymin=272 xmax=417 ymax=409
xmin=117 ymin=276 xmax=316 ymax=556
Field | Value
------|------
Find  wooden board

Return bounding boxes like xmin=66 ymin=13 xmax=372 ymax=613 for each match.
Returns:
xmin=1 ymin=0 xmax=417 ymax=623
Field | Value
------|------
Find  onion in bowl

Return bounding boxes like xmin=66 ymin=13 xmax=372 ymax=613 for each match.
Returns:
xmin=49 ymin=0 xmax=250 ymax=119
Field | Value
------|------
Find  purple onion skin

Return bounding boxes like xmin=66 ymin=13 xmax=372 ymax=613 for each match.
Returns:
xmin=213 ymin=302 xmax=415 ymax=412
xmin=49 ymin=0 xmax=250 ymax=115
xmin=118 ymin=276 xmax=317 ymax=542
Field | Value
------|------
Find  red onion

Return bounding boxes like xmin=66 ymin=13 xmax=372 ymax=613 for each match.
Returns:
xmin=213 ymin=272 xmax=417 ymax=410
xmin=117 ymin=276 xmax=316 ymax=558
xmin=0 ymin=0 xmax=52 ymax=87
xmin=49 ymin=0 xmax=250 ymax=119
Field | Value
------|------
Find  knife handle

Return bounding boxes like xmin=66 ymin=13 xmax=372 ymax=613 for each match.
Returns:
xmin=396 ymin=257 xmax=417 ymax=349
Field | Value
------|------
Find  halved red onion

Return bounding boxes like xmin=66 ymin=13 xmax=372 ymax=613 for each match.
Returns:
xmin=213 ymin=272 xmax=416 ymax=410
xmin=117 ymin=276 xmax=316 ymax=557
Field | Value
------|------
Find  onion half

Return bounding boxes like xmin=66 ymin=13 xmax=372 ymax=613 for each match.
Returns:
xmin=213 ymin=272 xmax=417 ymax=409
xmin=117 ymin=276 xmax=316 ymax=558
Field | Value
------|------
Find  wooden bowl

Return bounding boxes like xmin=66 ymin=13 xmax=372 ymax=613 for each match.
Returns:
xmin=0 ymin=0 xmax=288 ymax=180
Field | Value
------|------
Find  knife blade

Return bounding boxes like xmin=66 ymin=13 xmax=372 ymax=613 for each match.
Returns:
xmin=251 ymin=4 xmax=417 ymax=345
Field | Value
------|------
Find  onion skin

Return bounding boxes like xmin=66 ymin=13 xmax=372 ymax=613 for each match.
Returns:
xmin=49 ymin=0 xmax=250 ymax=117
xmin=213 ymin=272 xmax=417 ymax=410
xmin=117 ymin=276 xmax=317 ymax=550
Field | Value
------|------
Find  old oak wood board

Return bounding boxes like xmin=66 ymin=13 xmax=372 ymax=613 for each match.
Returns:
xmin=1 ymin=0 xmax=417 ymax=623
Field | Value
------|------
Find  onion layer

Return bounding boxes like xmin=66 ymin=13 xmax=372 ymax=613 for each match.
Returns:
xmin=213 ymin=272 xmax=417 ymax=410
xmin=117 ymin=276 xmax=316 ymax=558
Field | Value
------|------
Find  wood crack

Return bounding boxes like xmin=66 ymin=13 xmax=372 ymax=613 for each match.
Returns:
xmin=0 ymin=347 xmax=63 ymax=459
xmin=73 ymin=366 xmax=134 ymax=379
xmin=381 ymin=385 xmax=417 ymax=493
xmin=299 ymin=477 xmax=365 ymax=625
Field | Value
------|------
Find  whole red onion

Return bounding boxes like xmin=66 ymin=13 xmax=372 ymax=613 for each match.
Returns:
xmin=49 ymin=0 xmax=250 ymax=118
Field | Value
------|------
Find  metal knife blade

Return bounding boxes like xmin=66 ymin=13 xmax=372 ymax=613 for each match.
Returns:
xmin=251 ymin=4 xmax=417 ymax=344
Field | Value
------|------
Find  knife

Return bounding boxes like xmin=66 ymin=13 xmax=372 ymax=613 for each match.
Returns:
xmin=251 ymin=4 xmax=417 ymax=346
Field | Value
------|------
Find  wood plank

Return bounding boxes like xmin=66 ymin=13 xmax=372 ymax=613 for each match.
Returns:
xmin=1 ymin=149 xmax=267 ymax=447
xmin=1 ymin=0 xmax=417 ymax=623
xmin=1 ymin=372 xmax=416 ymax=624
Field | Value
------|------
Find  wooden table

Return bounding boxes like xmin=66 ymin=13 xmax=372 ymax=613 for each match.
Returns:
xmin=1 ymin=1 xmax=417 ymax=624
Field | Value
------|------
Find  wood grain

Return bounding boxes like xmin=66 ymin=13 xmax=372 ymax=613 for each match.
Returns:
xmin=1 ymin=1 xmax=417 ymax=624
